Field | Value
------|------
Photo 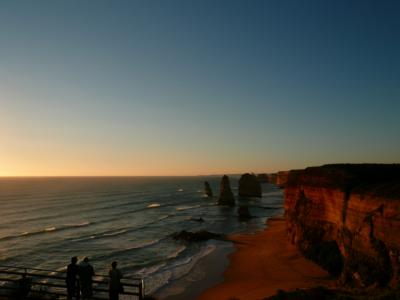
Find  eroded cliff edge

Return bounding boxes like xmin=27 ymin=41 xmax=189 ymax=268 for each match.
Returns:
xmin=284 ymin=164 xmax=400 ymax=288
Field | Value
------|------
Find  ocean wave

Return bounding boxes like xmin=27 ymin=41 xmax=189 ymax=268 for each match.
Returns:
xmin=158 ymin=215 xmax=170 ymax=221
xmin=102 ymin=229 xmax=127 ymax=237
xmin=167 ymin=245 xmax=186 ymax=259
xmin=0 ymin=221 xmax=92 ymax=242
xmin=95 ymin=239 xmax=162 ymax=260
xmin=67 ymin=216 xmax=167 ymax=244
xmin=175 ymin=205 xmax=200 ymax=211
xmin=177 ymin=189 xmax=184 ymax=192
xmin=63 ymin=221 xmax=91 ymax=228
xmin=147 ymin=203 xmax=161 ymax=208
xmin=143 ymin=270 xmax=172 ymax=296
xmin=168 ymin=244 xmax=216 ymax=280
xmin=146 ymin=244 xmax=216 ymax=295
xmin=135 ymin=262 xmax=168 ymax=277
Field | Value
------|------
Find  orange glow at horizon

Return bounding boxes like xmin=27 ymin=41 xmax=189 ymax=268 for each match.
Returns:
xmin=0 ymin=135 xmax=291 ymax=176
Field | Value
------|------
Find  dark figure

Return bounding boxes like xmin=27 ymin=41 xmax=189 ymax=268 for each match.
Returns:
xmin=66 ymin=256 xmax=80 ymax=300
xmin=79 ymin=257 xmax=95 ymax=300
xmin=108 ymin=261 xmax=123 ymax=300
xmin=16 ymin=273 xmax=31 ymax=299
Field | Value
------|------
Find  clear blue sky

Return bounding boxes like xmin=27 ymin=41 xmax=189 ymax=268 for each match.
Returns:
xmin=1 ymin=0 xmax=399 ymax=176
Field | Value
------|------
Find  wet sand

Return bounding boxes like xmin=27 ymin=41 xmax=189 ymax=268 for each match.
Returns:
xmin=157 ymin=240 xmax=235 ymax=300
xmin=196 ymin=217 xmax=335 ymax=300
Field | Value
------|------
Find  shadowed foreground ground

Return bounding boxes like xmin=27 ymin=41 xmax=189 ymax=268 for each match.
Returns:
xmin=197 ymin=217 xmax=335 ymax=300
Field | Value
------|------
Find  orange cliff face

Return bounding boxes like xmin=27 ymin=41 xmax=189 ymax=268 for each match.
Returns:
xmin=258 ymin=171 xmax=290 ymax=187
xmin=284 ymin=164 xmax=400 ymax=288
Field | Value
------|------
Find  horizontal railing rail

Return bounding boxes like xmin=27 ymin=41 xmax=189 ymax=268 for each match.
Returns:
xmin=0 ymin=264 xmax=145 ymax=299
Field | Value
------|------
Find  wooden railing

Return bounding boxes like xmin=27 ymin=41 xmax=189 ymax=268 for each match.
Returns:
xmin=0 ymin=265 xmax=145 ymax=299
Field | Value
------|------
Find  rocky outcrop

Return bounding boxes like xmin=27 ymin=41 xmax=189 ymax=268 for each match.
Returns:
xmin=239 ymin=173 xmax=262 ymax=197
xmin=204 ymin=181 xmax=213 ymax=197
xmin=257 ymin=173 xmax=269 ymax=183
xmin=258 ymin=173 xmax=277 ymax=184
xmin=237 ymin=205 xmax=253 ymax=221
xmin=285 ymin=164 xmax=400 ymax=287
xmin=257 ymin=171 xmax=289 ymax=187
xmin=218 ymin=175 xmax=235 ymax=206
xmin=172 ymin=230 xmax=224 ymax=242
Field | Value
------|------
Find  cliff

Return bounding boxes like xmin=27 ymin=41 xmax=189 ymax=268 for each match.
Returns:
xmin=284 ymin=164 xmax=400 ymax=288
xmin=258 ymin=171 xmax=290 ymax=187
xmin=275 ymin=171 xmax=290 ymax=187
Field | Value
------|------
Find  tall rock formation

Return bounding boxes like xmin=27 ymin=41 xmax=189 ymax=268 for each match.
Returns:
xmin=218 ymin=175 xmax=235 ymax=206
xmin=237 ymin=205 xmax=253 ymax=221
xmin=204 ymin=181 xmax=213 ymax=197
xmin=285 ymin=164 xmax=400 ymax=287
xmin=275 ymin=171 xmax=290 ymax=187
xmin=239 ymin=173 xmax=262 ymax=197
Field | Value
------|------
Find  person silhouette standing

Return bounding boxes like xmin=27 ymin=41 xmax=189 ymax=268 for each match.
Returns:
xmin=108 ymin=261 xmax=123 ymax=300
xmin=79 ymin=257 xmax=95 ymax=300
xmin=66 ymin=257 xmax=80 ymax=300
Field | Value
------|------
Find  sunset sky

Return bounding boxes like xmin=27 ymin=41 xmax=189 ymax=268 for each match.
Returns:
xmin=1 ymin=0 xmax=399 ymax=176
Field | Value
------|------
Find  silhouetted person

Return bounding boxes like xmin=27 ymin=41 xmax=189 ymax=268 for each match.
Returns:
xmin=108 ymin=261 xmax=123 ymax=300
xmin=16 ymin=272 xmax=31 ymax=299
xmin=79 ymin=257 xmax=95 ymax=300
xmin=66 ymin=256 xmax=80 ymax=300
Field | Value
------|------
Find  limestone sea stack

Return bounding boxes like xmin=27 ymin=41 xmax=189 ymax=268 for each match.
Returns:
xmin=204 ymin=181 xmax=213 ymax=197
xmin=259 ymin=171 xmax=289 ymax=187
xmin=218 ymin=175 xmax=235 ymax=206
xmin=238 ymin=173 xmax=262 ymax=197
xmin=285 ymin=164 xmax=400 ymax=287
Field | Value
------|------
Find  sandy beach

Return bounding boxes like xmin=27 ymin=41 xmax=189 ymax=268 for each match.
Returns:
xmin=196 ymin=217 xmax=335 ymax=300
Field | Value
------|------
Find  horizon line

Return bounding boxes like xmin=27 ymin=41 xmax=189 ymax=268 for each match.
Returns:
xmin=0 ymin=173 xmax=264 ymax=178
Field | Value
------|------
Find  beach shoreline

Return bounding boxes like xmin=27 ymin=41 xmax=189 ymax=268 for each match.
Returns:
xmin=155 ymin=240 xmax=235 ymax=300
xmin=196 ymin=217 xmax=336 ymax=300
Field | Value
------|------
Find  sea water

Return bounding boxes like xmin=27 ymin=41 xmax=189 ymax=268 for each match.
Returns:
xmin=0 ymin=177 xmax=283 ymax=295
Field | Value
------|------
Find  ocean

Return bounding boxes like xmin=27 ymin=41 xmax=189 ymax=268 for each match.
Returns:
xmin=0 ymin=176 xmax=283 ymax=297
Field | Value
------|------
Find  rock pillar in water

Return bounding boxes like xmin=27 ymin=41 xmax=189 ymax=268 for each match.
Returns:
xmin=204 ymin=181 xmax=213 ymax=197
xmin=218 ymin=175 xmax=235 ymax=206
xmin=238 ymin=173 xmax=262 ymax=197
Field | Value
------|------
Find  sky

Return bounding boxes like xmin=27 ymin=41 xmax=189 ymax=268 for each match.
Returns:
xmin=0 ymin=0 xmax=399 ymax=176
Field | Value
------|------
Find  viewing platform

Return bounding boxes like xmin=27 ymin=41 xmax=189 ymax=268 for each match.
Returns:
xmin=0 ymin=265 xmax=145 ymax=300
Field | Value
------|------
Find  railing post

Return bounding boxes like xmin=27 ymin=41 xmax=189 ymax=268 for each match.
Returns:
xmin=138 ymin=279 xmax=144 ymax=300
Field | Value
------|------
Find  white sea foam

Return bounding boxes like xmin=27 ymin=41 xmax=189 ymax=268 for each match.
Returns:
xmin=147 ymin=203 xmax=161 ymax=208
xmin=143 ymin=270 xmax=172 ymax=295
xmin=102 ymin=229 xmax=127 ymax=237
xmin=176 ymin=205 xmax=200 ymax=211
xmin=168 ymin=244 xmax=216 ymax=280
xmin=44 ymin=227 xmax=56 ymax=232
xmin=167 ymin=245 xmax=186 ymax=259
xmin=148 ymin=243 xmax=217 ymax=295
xmin=62 ymin=221 xmax=90 ymax=228
xmin=126 ymin=239 xmax=160 ymax=251
xmin=73 ymin=221 xmax=90 ymax=227
xmin=136 ymin=262 xmax=168 ymax=277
